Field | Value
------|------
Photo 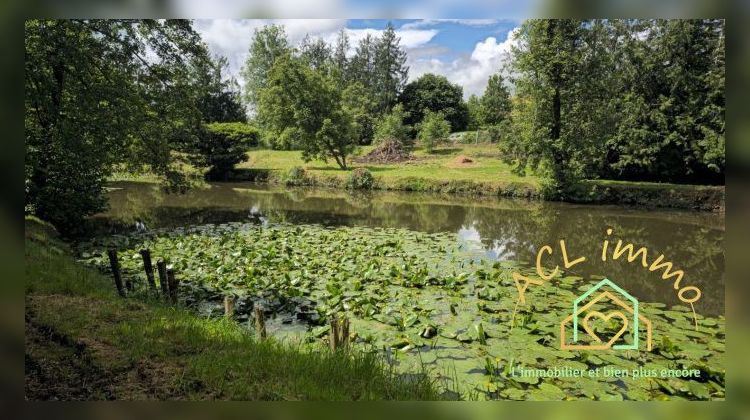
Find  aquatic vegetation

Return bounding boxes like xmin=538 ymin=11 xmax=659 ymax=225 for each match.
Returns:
xmin=77 ymin=222 xmax=725 ymax=400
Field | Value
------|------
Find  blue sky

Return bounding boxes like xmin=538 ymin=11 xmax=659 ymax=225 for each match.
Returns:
xmin=195 ymin=18 xmax=522 ymax=98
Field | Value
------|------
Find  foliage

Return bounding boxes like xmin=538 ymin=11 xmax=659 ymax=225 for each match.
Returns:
xmin=374 ymin=104 xmax=411 ymax=146
xmin=503 ymin=19 xmax=725 ymax=191
xmin=25 ymin=19 xmax=211 ymax=235
xmin=342 ymin=82 xmax=378 ymax=145
xmin=466 ymin=95 xmax=483 ymax=131
xmin=257 ymin=55 xmax=357 ymax=169
xmin=195 ymin=56 xmax=246 ymax=123
xmin=240 ymin=24 xmax=291 ymax=111
xmin=346 ymin=168 xmax=375 ymax=190
xmin=282 ymin=166 xmax=308 ymax=186
xmin=299 ymin=35 xmax=332 ymax=72
xmin=25 ymin=218 xmax=440 ymax=401
xmin=373 ymin=22 xmax=409 ymax=113
xmin=418 ymin=110 xmax=452 ymax=153
xmin=192 ymin=123 xmax=259 ymax=180
xmin=480 ymin=73 xmax=512 ymax=126
xmin=399 ymin=73 xmax=468 ymax=134
xmin=77 ymin=221 xmax=726 ymax=400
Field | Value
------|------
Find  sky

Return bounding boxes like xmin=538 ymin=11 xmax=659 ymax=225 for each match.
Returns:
xmin=194 ymin=19 xmax=521 ymax=99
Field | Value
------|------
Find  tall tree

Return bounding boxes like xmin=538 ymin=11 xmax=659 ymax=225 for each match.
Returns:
xmin=299 ymin=35 xmax=332 ymax=72
xmin=466 ymin=94 xmax=483 ymax=131
xmin=399 ymin=73 xmax=468 ymax=133
xmin=257 ymin=55 xmax=356 ymax=169
xmin=331 ymin=29 xmax=350 ymax=84
xmin=373 ymin=22 xmax=409 ymax=113
xmin=480 ymin=73 xmax=512 ymax=126
xmin=240 ymin=24 xmax=291 ymax=111
xmin=349 ymin=33 xmax=377 ymax=92
xmin=25 ymin=19 xmax=211 ymax=234
xmin=195 ymin=55 xmax=246 ymax=123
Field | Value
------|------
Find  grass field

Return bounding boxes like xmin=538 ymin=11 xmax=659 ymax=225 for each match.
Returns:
xmin=24 ymin=217 xmax=441 ymax=400
xmin=240 ymin=143 xmax=539 ymax=187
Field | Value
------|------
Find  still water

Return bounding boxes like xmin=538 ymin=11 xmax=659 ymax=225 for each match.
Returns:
xmin=98 ymin=181 xmax=725 ymax=316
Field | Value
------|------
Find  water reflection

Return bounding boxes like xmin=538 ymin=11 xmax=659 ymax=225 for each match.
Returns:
xmin=97 ymin=181 xmax=725 ymax=316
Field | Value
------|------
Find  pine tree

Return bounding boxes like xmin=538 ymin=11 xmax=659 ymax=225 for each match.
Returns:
xmin=373 ymin=22 xmax=408 ymax=113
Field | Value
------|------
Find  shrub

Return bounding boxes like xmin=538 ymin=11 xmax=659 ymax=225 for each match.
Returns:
xmin=417 ymin=110 xmax=451 ymax=153
xmin=193 ymin=122 xmax=259 ymax=180
xmin=283 ymin=166 xmax=308 ymax=186
xmin=374 ymin=104 xmax=411 ymax=146
xmin=346 ymin=168 xmax=375 ymax=190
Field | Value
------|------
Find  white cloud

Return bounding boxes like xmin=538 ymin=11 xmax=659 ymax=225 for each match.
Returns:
xmin=407 ymin=27 xmax=520 ymax=98
xmin=400 ymin=19 xmax=499 ymax=30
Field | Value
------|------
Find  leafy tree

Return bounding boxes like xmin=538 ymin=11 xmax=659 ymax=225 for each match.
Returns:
xmin=25 ymin=19 xmax=210 ymax=234
xmin=331 ymin=29 xmax=350 ymax=84
xmin=196 ymin=56 xmax=246 ymax=123
xmin=373 ymin=104 xmax=410 ymax=145
xmin=240 ymin=24 xmax=291 ymax=111
xmin=342 ymin=82 xmax=377 ymax=145
xmin=374 ymin=22 xmax=409 ymax=113
xmin=466 ymin=94 xmax=483 ymax=131
xmin=605 ymin=19 xmax=725 ymax=183
xmin=349 ymin=33 xmax=377 ymax=93
xmin=418 ymin=110 xmax=451 ymax=153
xmin=480 ymin=73 xmax=512 ymax=126
xmin=257 ymin=55 xmax=356 ymax=169
xmin=399 ymin=73 xmax=468 ymax=134
xmin=502 ymin=19 xmax=608 ymax=194
xmin=299 ymin=35 xmax=332 ymax=72
xmin=192 ymin=123 xmax=259 ymax=180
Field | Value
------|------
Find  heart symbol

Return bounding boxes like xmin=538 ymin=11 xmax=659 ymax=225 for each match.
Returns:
xmin=582 ymin=310 xmax=629 ymax=348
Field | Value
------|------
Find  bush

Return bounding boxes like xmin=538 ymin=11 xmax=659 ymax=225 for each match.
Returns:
xmin=193 ymin=122 xmax=259 ymax=180
xmin=346 ymin=168 xmax=375 ymax=190
xmin=282 ymin=166 xmax=308 ymax=186
xmin=374 ymin=104 xmax=411 ymax=146
xmin=417 ymin=110 xmax=451 ymax=153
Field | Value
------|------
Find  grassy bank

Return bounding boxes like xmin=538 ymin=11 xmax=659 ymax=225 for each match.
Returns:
xmin=24 ymin=217 xmax=441 ymax=400
xmin=234 ymin=144 xmax=724 ymax=211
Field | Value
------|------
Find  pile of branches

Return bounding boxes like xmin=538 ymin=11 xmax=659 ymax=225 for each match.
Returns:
xmin=355 ymin=139 xmax=412 ymax=164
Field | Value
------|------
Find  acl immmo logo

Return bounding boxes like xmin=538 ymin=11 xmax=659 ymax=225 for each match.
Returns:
xmin=560 ymin=278 xmax=653 ymax=351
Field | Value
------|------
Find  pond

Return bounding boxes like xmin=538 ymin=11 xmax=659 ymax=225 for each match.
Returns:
xmin=98 ymin=181 xmax=724 ymax=316
xmin=81 ymin=181 xmax=725 ymax=400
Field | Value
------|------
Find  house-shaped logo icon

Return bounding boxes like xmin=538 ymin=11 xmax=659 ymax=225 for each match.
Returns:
xmin=560 ymin=278 xmax=652 ymax=351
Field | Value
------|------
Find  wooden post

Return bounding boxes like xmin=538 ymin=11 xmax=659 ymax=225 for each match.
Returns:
xmin=254 ymin=305 xmax=266 ymax=339
xmin=156 ymin=260 xmax=169 ymax=298
xmin=329 ymin=317 xmax=339 ymax=351
xmin=340 ymin=318 xmax=350 ymax=349
xmin=140 ymin=249 xmax=157 ymax=294
xmin=329 ymin=317 xmax=350 ymax=351
xmin=166 ymin=268 xmax=178 ymax=304
xmin=224 ymin=295 xmax=235 ymax=318
xmin=107 ymin=249 xmax=125 ymax=297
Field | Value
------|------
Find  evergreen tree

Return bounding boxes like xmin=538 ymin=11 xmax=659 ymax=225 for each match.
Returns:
xmin=373 ymin=22 xmax=409 ymax=113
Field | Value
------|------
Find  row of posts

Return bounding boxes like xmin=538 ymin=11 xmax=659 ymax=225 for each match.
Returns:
xmin=107 ymin=248 xmax=350 ymax=347
xmin=107 ymin=248 xmax=179 ymax=303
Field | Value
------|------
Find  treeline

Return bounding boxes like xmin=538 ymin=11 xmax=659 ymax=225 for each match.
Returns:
xmin=504 ymin=19 xmax=725 ymax=192
xmin=25 ymin=20 xmax=250 ymax=233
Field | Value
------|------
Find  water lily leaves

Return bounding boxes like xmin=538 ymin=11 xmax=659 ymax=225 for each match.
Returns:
xmin=78 ymin=221 xmax=725 ymax=401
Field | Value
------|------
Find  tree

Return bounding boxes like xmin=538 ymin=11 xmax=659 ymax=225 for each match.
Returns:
xmin=196 ymin=56 xmax=246 ymax=123
xmin=240 ymin=25 xmax=291 ymax=111
xmin=349 ymin=33 xmax=377 ymax=93
xmin=502 ymin=19 xmax=604 ymax=194
xmin=257 ymin=55 xmax=356 ymax=169
xmin=373 ymin=104 xmax=410 ymax=145
xmin=466 ymin=94 xmax=483 ymax=131
xmin=373 ymin=22 xmax=409 ymax=113
xmin=25 ymin=19 xmax=211 ymax=234
xmin=299 ymin=35 xmax=332 ymax=72
xmin=480 ymin=73 xmax=512 ymax=126
xmin=342 ymin=82 xmax=377 ymax=145
xmin=399 ymin=73 xmax=468 ymax=134
xmin=193 ymin=123 xmax=259 ymax=180
xmin=418 ymin=110 xmax=451 ymax=153
xmin=331 ymin=29 xmax=350 ymax=84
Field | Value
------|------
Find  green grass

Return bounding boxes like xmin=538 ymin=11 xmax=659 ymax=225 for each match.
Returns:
xmin=241 ymin=143 xmax=538 ymax=187
xmin=25 ymin=217 xmax=441 ymax=400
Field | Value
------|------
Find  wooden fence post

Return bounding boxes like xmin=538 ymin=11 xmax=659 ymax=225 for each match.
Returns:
xmin=156 ymin=260 xmax=169 ymax=298
xmin=254 ymin=305 xmax=266 ymax=339
xmin=140 ymin=249 xmax=157 ymax=294
xmin=224 ymin=295 xmax=235 ymax=318
xmin=166 ymin=268 xmax=178 ymax=304
xmin=107 ymin=249 xmax=125 ymax=297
